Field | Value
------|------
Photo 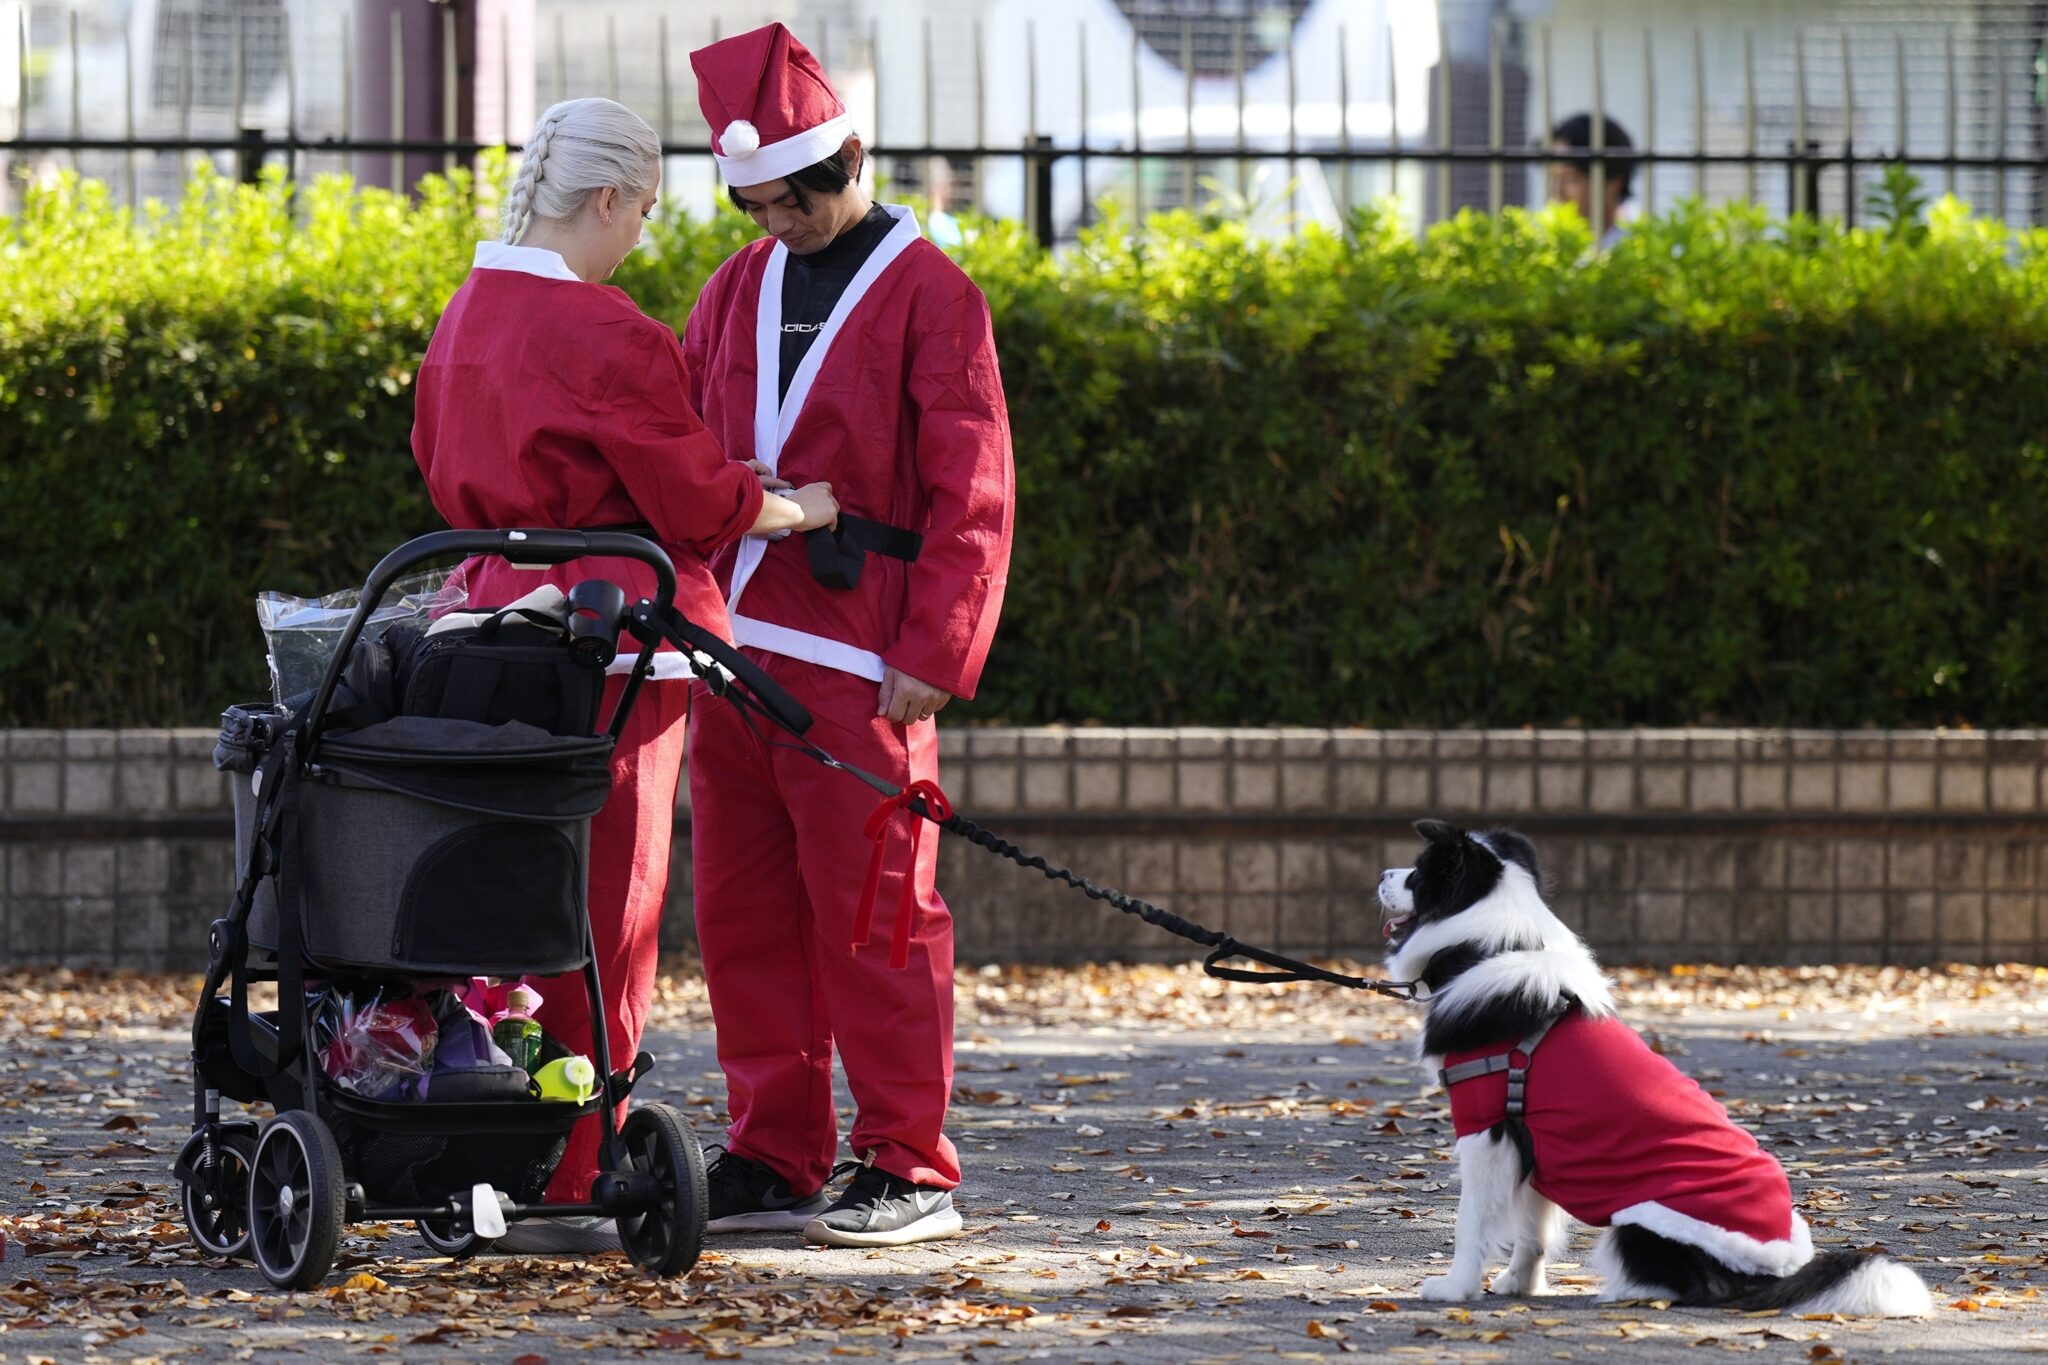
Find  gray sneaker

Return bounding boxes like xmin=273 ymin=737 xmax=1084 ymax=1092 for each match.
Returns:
xmin=492 ymin=1214 xmax=618 ymax=1255
xmin=705 ymin=1146 xmax=831 ymax=1233
xmin=802 ymin=1164 xmax=963 ymax=1247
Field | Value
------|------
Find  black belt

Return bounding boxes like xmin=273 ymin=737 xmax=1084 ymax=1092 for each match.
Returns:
xmin=575 ymin=516 xmax=922 ymax=591
xmin=806 ymin=514 xmax=922 ymax=590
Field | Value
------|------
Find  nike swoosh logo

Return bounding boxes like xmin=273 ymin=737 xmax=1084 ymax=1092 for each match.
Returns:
xmin=912 ymin=1191 xmax=945 ymax=1215
xmin=759 ymin=1188 xmax=805 ymax=1210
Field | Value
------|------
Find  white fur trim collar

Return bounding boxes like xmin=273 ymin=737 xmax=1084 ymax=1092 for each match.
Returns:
xmin=472 ymin=240 xmax=580 ymax=281
xmin=1611 ymin=1202 xmax=1815 ymax=1278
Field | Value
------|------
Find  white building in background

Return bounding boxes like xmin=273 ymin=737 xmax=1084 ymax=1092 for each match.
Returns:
xmin=0 ymin=7 xmax=19 ymax=140
xmin=956 ymin=0 xmax=1443 ymax=234
xmin=530 ymin=0 xmax=2048 ymax=234
xmin=2 ymin=0 xmax=349 ymax=206
xmin=532 ymin=0 xmax=1445 ymax=236
xmin=6 ymin=0 xmax=2043 ymax=231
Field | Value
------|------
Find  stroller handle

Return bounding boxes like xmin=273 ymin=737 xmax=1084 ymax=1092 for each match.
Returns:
xmin=299 ymin=529 xmax=679 ymax=757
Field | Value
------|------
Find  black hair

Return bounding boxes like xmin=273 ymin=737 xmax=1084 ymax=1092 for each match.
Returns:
xmin=1547 ymin=113 xmax=1636 ymax=199
xmin=727 ymin=146 xmax=862 ymax=216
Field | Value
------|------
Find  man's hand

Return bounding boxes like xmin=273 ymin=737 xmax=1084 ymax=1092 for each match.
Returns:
xmin=784 ymin=483 xmax=839 ymax=532
xmin=878 ymin=666 xmax=952 ymax=726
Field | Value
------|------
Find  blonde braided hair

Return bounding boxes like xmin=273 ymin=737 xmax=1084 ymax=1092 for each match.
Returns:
xmin=501 ymin=112 xmax=563 ymax=244
xmin=500 ymin=98 xmax=661 ymax=245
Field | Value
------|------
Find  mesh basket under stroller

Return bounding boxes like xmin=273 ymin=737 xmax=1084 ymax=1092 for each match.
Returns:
xmin=176 ymin=530 xmax=753 ymax=1290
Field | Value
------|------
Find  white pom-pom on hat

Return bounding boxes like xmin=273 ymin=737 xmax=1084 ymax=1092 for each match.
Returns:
xmin=720 ymin=119 xmax=760 ymax=157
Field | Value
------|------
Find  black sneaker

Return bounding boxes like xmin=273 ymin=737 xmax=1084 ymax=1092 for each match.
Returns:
xmin=704 ymin=1146 xmax=830 ymax=1233
xmin=802 ymin=1162 xmax=963 ymax=1247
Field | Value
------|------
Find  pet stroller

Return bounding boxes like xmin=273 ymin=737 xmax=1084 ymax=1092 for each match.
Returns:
xmin=175 ymin=529 xmax=793 ymax=1290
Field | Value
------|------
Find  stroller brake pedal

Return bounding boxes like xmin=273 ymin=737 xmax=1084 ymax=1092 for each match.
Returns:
xmin=608 ymin=1051 xmax=656 ymax=1103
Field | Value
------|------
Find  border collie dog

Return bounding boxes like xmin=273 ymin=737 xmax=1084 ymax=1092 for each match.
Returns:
xmin=1376 ymin=820 xmax=1930 ymax=1316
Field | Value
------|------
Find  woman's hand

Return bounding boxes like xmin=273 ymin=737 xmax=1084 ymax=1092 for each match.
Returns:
xmin=878 ymin=666 xmax=952 ymax=725
xmin=746 ymin=480 xmax=836 ymax=537
xmin=746 ymin=459 xmax=793 ymax=493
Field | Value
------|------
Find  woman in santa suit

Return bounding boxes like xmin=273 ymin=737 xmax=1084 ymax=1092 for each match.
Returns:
xmin=411 ymin=95 xmax=839 ymax=1253
xmin=682 ymin=25 xmax=1015 ymax=1248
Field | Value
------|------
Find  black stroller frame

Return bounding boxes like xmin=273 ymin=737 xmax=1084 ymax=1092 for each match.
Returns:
xmin=177 ymin=530 xmax=763 ymax=1290
xmin=175 ymin=525 xmax=1417 ymax=1290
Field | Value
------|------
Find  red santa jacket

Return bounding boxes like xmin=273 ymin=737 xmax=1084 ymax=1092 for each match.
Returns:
xmin=682 ymin=205 xmax=1013 ymax=699
xmin=1445 ymin=1007 xmax=1812 ymax=1277
xmin=414 ymin=242 xmax=764 ymax=674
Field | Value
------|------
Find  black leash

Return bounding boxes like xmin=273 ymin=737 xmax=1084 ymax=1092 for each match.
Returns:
xmin=635 ymin=603 xmax=1420 ymax=1001
xmin=931 ymin=806 xmax=1420 ymax=998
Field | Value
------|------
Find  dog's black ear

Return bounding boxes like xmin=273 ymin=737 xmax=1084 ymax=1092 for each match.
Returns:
xmin=1485 ymin=829 xmax=1541 ymax=881
xmin=1414 ymin=818 xmax=1464 ymax=845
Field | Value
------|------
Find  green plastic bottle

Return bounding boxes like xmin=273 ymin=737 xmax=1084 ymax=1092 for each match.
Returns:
xmin=492 ymin=984 xmax=543 ymax=1074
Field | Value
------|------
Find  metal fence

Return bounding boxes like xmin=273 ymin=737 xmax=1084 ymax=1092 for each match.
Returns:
xmin=3 ymin=3 xmax=2045 ymax=244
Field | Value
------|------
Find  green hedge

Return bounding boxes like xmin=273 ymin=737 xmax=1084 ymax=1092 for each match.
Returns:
xmin=5 ymin=160 xmax=2048 ymax=729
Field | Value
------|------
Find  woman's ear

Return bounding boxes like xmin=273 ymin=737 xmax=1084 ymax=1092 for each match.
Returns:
xmin=841 ymin=134 xmax=865 ymax=183
xmin=594 ymin=185 xmax=617 ymax=226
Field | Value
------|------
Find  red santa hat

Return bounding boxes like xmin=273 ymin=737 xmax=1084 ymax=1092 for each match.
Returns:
xmin=690 ymin=23 xmax=855 ymax=187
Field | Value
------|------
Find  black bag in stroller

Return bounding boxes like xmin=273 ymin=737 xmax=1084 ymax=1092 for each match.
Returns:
xmin=331 ymin=586 xmax=614 ymax=738
xmin=177 ymin=530 xmax=776 ymax=1290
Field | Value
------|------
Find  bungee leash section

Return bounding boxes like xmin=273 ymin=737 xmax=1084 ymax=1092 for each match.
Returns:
xmin=633 ymin=602 xmax=1421 ymax=1002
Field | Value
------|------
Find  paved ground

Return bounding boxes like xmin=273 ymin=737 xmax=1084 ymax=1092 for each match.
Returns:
xmin=0 ymin=961 xmax=2044 ymax=1363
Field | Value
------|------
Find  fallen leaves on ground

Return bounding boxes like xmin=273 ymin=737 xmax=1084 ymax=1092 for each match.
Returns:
xmin=0 ymin=961 xmax=2041 ymax=1360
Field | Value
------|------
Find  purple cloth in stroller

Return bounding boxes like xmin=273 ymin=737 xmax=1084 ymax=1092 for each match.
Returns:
xmin=387 ymin=993 xmax=531 ymax=1102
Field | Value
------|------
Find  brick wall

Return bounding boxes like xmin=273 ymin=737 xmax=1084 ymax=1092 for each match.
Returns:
xmin=4 ymin=727 xmax=2045 ymax=971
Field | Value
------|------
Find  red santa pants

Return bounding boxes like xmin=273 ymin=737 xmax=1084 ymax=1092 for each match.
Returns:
xmin=534 ymin=673 xmax=690 ymax=1203
xmin=687 ymin=654 xmax=960 ymax=1193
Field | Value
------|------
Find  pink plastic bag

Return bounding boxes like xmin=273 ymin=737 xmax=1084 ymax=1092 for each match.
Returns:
xmin=457 ymin=976 xmax=543 ymax=1026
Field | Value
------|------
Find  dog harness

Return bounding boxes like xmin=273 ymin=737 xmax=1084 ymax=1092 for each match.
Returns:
xmin=1438 ymin=1009 xmax=1564 ymax=1117
xmin=1437 ymin=1005 xmax=1813 ymax=1277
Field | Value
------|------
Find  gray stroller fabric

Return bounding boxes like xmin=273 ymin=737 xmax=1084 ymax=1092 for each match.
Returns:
xmin=229 ymin=714 xmax=613 ymax=976
xmin=315 ymin=717 xmax=613 ymax=819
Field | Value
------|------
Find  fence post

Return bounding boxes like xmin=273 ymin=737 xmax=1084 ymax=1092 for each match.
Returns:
xmin=1787 ymin=138 xmax=1821 ymax=217
xmin=1024 ymin=133 xmax=1055 ymax=247
xmin=238 ymin=127 xmax=265 ymax=185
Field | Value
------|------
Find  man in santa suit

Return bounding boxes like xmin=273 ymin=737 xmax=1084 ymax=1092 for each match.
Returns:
xmin=682 ymin=23 xmax=1014 ymax=1248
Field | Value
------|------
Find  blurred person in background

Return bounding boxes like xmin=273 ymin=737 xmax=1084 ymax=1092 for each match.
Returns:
xmin=1546 ymin=113 xmax=1636 ymax=249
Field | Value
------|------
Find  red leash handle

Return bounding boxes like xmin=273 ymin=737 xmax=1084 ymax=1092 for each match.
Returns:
xmin=851 ymin=780 xmax=954 ymax=969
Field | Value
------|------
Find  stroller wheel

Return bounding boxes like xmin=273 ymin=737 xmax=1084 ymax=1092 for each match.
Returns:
xmin=616 ymin=1104 xmax=707 ymax=1278
xmin=179 ymin=1126 xmax=258 ymax=1258
xmin=416 ymin=1213 xmax=494 ymax=1259
xmin=248 ymin=1111 xmax=347 ymax=1290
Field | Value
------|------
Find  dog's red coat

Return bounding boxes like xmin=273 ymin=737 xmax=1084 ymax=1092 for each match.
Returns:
xmin=1445 ymin=1008 xmax=1799 ymax=1258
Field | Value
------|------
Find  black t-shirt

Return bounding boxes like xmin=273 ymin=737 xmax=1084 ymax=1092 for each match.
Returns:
xmin=778 ymin=204 xmax=896 ymax=403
